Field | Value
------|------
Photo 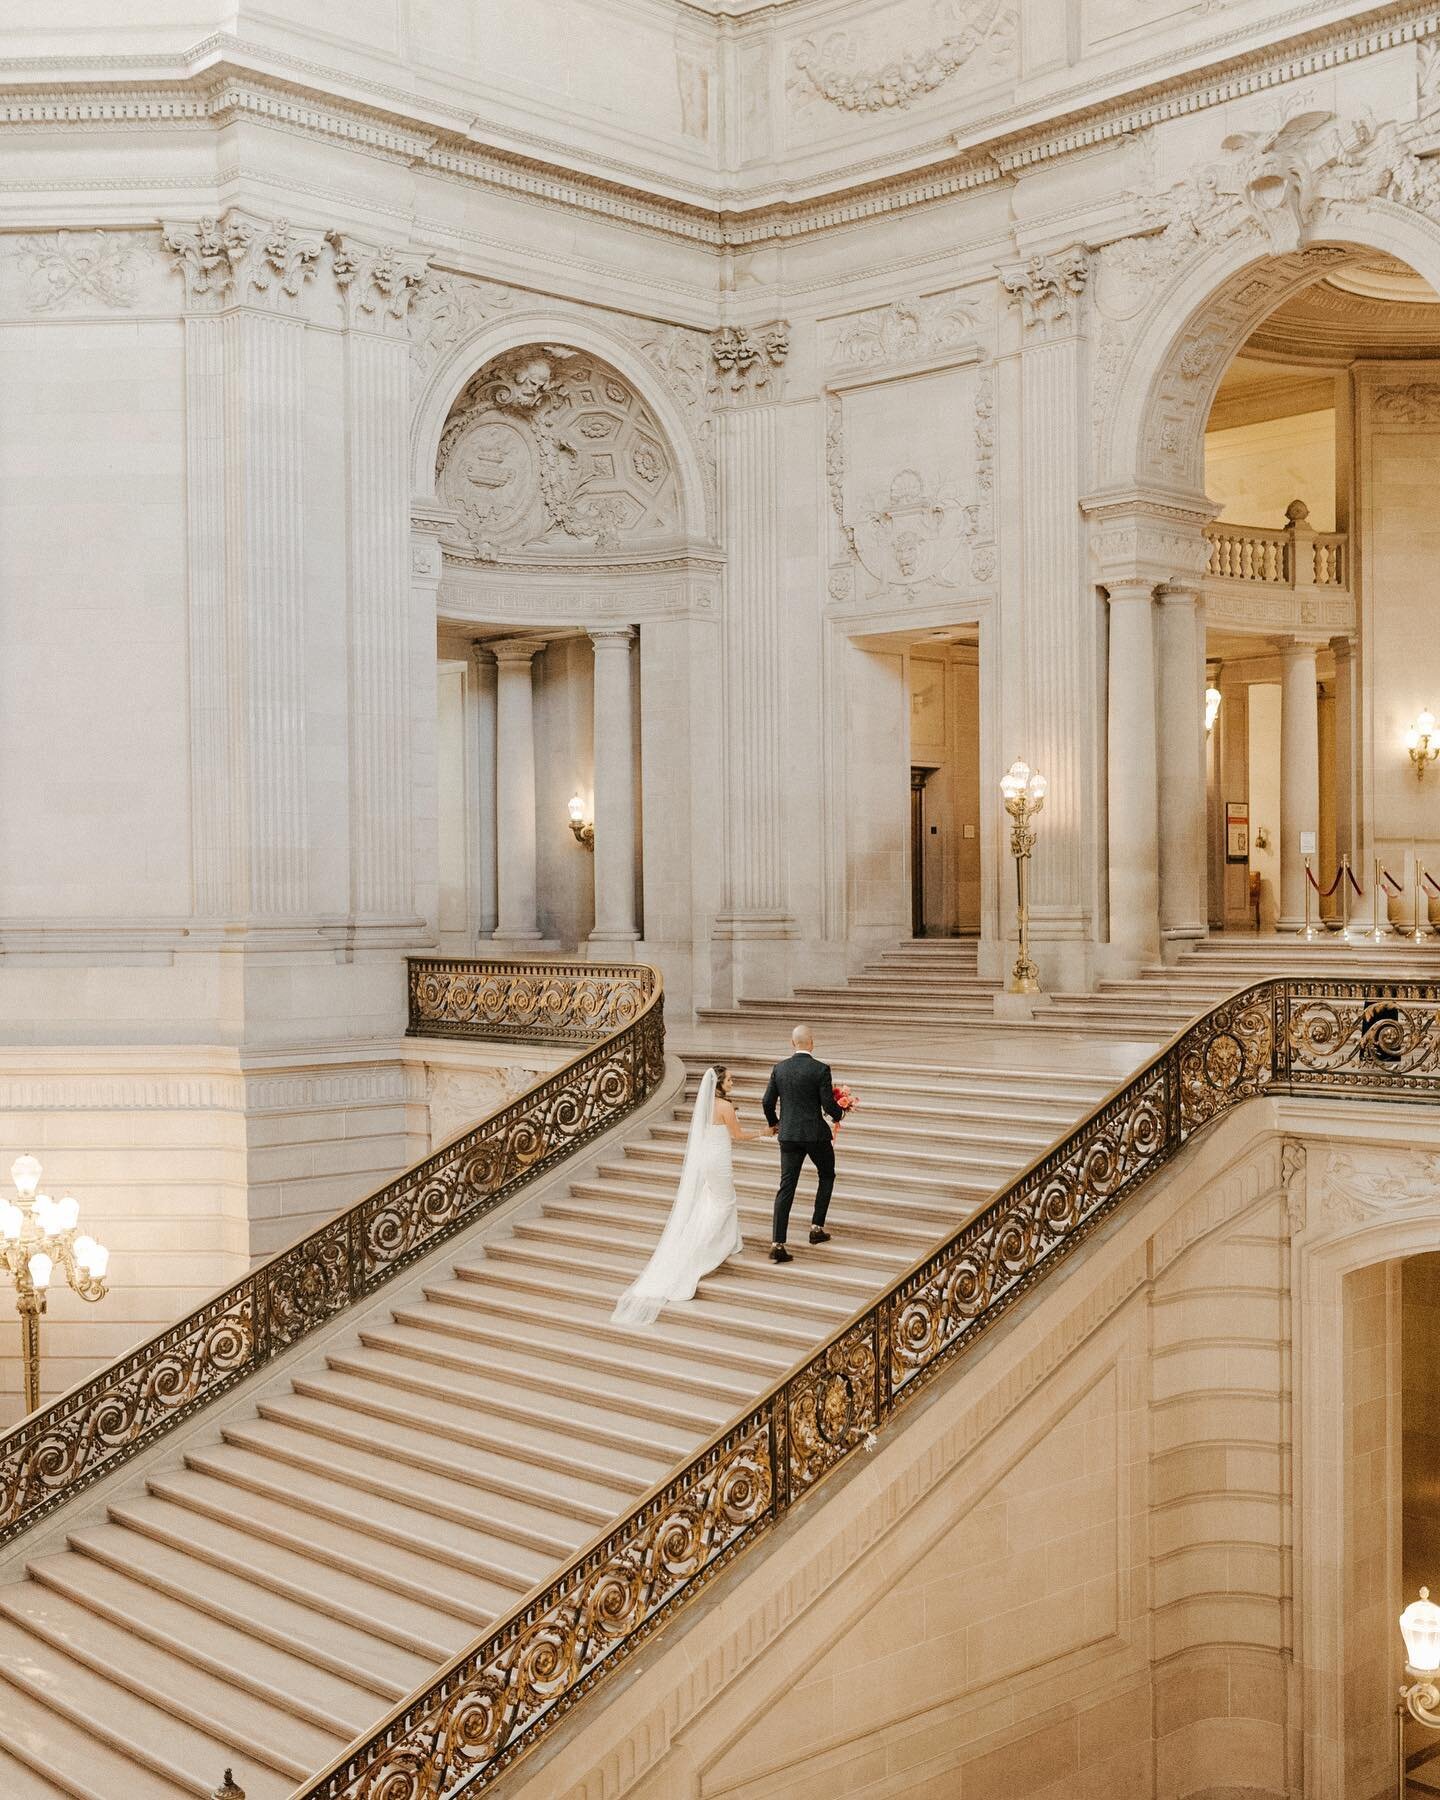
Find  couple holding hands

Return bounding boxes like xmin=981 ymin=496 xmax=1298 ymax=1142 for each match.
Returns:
xmin=612 ymin=1026 xmax=853 ymax=1327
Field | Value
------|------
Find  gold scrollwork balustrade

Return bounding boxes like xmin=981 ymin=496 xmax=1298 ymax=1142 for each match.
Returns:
xmin=0 ymin=959 xmax=665 ymax=1549
xmin=295 ymin=975 xmax=1440 ymax=1800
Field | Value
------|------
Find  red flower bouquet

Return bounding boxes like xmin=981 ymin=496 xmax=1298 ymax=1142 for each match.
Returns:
xmin=832 ymin=1083 xmax=858 ymax=1130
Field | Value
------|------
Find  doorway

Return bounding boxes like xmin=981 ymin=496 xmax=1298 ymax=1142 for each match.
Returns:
xmin=910 ymin=767 xmax=933 ymax=937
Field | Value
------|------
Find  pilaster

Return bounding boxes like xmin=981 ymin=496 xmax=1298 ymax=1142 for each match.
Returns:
xmin=491 ymin=637 xmax=549 ymax=945
xmin=588 ymin=626 xmax=640 ymax=958
xmin=712 ymin=363 xmax=794 ymax=995
xmin=1278 ymin=637 xmax=1322 ymax=934
xmin=1157 ymin=585 xmax=1207 ymax=942
xmin=467 ymin=643 xmax=499 ymax=942
xmin=336 ymin=237 xmax=431 ymax=927
xmin=1005 ymin=245 xmax=1095 ymax=989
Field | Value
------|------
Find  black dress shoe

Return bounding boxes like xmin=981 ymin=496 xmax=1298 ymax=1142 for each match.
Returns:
xmin=769 ymin=1244 xmax=793 ymax=1263
xmin=809 ymin=1228 xmax=831 ymax=1245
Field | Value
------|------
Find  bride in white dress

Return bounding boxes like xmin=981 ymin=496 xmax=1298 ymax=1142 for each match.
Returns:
xmin=611 ymin=1065 xmax=761 ymax=1326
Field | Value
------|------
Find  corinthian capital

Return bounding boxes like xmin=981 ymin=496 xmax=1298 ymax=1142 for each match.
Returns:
xmin=1002 ymin=247 xmax=1090 ymax=333
xmin=162 ymin=208 xmax=327 ymax=313
xmin=709 ymin=321 xmax=789 ymax=403
xmin=332 ymin=236 xmax=433 ymax=333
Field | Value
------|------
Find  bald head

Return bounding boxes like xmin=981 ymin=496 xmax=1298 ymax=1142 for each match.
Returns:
xmin=791 ymin=1024 xmax=814 ymax=1052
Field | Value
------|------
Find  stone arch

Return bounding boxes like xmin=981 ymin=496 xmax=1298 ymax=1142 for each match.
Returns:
xmin=1097 ymin=198 xmax=1440 ymax=501
xmin=410 ymin=307 xmax=712 ymax=543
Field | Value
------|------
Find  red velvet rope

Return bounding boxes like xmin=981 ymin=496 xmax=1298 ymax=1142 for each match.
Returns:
xmin=1346 ymin=864 xmax=1365 ymax=897
xmin=1381 ymin=867 xmax=1405 ymax=895
xmin=1307 ymin=865 xmax=1345 ymax=898
xmin=1425 ymin=870 xmax=1440 ymax=897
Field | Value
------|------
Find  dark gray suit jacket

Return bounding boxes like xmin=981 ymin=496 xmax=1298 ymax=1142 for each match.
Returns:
xmin=762 ymin=1052 xmax=842 ymax=1145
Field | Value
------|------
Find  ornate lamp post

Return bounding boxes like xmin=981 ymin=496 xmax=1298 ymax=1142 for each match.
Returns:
xmin=999 ymin=759 xmax=1048 ymax=997
xmin=1396 ymin=1587 xmax=1440 ymax=1795
xmin=0 ymin=1155 xmax=109 ymax=1416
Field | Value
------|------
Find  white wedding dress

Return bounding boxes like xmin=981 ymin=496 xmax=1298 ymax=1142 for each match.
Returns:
xmin=611 ymin=1068 xmax=743 ymax=1326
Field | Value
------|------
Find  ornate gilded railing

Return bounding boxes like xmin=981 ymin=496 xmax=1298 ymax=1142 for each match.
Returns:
xmin=296 ymin=975 xmax=1440 ymax=1800
xmin=0 ymin=959 xmax=664 ymax=1549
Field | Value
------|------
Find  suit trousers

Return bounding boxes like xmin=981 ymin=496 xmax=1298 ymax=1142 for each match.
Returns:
xmin=772 ymin=1138 xmax=835 ymax=1243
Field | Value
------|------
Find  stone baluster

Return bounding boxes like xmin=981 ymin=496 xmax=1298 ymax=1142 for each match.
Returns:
xmin=588 ymin=626 xmax=639 ymax=956
xmin=491 ymin=638 xmax=548 ymax=943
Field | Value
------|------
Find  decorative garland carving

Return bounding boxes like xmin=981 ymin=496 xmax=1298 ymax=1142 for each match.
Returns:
xmin=407 ymin=272 xmax=514 ymax=386
xmin=16 ymin=230 xmax=142 ymax=311
xmin=828 ymin=291 xmax=976 ymax=370
xmin=789 ymin=1 xmax=1015 ymax=114
xmin=1373 ymin=381 xmax=1440 ymax=423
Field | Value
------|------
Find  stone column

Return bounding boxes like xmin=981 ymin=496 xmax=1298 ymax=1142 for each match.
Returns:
xmin=588 ymin=626 xmax=639 ymax=956
xmin=1330 ymin=634 xmax=1356 ymax=874
xmin=1278 ymin=638 xmax=1322 ymax=933
xmin=1106 ymin=582 xmax=1160 ymax=967
xmin=467 ymin=643 xmax=498 ymax=940
xmin=491 ymin=638 xmax=547 ymax=943
xmin=1157 ymin=585 xmax=1206 ymax=940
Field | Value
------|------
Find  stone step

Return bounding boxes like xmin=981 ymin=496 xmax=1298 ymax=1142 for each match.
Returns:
xmin=0 ymin=948 xmax=1126 ymax=1797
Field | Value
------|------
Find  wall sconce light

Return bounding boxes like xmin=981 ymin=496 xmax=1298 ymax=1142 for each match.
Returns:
xmin=1205 ymin=686 xmax=1222 ymax=735
xmin=1407 ymin=708 xmax=1439 ymax=779
xmin=1397 ymin=1587 xmax=1440 ymax=1790
xmin=999 ymin=759 xmax=1047 ymax=997
xmin=567 ymin=794 xmax=594 ymax=850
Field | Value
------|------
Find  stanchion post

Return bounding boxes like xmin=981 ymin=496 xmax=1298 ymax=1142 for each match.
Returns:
xmin=1299 ymin=854 xmax=1326 ymax=942
xmin=1340 ymin=853 xmax=1359 ymax=945
xmin=1416 ymin=861 xmax=1435 ymax=943
xmin=1371 ymin=856 xmax=1395 ymax=943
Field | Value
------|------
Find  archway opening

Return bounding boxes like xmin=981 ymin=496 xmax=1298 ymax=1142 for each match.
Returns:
xmin=429 ymin=344 xmax=690 ymax=959
xmin=1199 ymin=251 xmax=1440 ymax=938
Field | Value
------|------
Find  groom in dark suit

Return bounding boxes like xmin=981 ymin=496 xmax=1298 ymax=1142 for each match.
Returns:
xmin=762 ymin=1025 xmax=845 ymax=1264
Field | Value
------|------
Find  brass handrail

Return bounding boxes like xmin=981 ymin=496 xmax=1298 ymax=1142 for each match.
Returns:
xmin=0 ymin=958 xmax=665 ymax=1548
xmin=294 ymin=974 xmax=1440 ymax=1799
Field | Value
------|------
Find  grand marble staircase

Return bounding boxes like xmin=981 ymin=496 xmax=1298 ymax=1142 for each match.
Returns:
xmin=702 ymin=933 xmax=1440 ymax=1041
xmin=0 ymin=1042 xmax=1116 ymax=1799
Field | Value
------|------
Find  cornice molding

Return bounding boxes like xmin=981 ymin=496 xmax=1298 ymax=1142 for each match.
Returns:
xmin=1 ymin=7 xmax=1438 ymax=248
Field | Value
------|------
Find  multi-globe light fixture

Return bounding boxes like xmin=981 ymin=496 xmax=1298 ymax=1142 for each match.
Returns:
xmin=0 ymin=1153 xmax=109 ymax=1415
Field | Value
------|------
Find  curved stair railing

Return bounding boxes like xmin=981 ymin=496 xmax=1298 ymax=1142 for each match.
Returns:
xmin=0 ymin=959 xmax=665 ymax=1549
xmin=295 ymin=975 xmax=1440 ymax=1799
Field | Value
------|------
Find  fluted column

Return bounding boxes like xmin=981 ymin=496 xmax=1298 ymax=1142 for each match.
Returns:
xmin=1157 ymin=586 xmax=1206 ymax=940
xmin=1278 ymin=638 xmax=1321 ymax=933
xmin=589 ymin=626 xmax=639 ymax=954
xmin=468 ymin=643 xmax=498 ymax=940
xmin=492 ymin=638 xmax=547 ymax=942
xmin=1107 ymin=582 xmax=1160 ymax=967
xmin=1330 ymin=634 xmax=1356 ymax=874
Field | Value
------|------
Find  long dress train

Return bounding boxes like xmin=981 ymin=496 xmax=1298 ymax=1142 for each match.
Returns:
xmin=611 ymin=1068 xmax=743 ymax=1326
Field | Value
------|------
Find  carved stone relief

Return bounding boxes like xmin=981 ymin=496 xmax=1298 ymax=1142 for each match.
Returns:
xmin=826 ymin=290 xmax=976 ymax=371
xmin=436 ymin=345 xmax=682 ymax=559
xmin=787 ymin=1 xmax=1016 ymax=117
xmin=1319 ymin=1146 xmax=1440 ymax=1226
xmin=1372 ymin=382 xmax=1440 ymax=423
xmin=826 ymin=367 xmax=992 ymax=602
xmin=408 ymin=272 xmax=514 ymax=387
xmin=709 ymin=322 xmax=789 ymax=402
xmin=623 ymin=316 xmax=716 ymax=519
xmin=332 ymin=237 xmax=431 ymax=334
xmin=15 ymin=230 xmax=144 ymax=312
xmin=1003 ymin=249 xmax=1090 ymax=333
xmin=851 ymin=466 xmax=971 ymax=596
xmin=425 ymin=1062 xmax=541 ymax=1148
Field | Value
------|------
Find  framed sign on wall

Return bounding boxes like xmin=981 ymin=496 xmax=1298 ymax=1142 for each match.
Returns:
xmin=1225 ymin=800 xmax=1249 ymax=864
